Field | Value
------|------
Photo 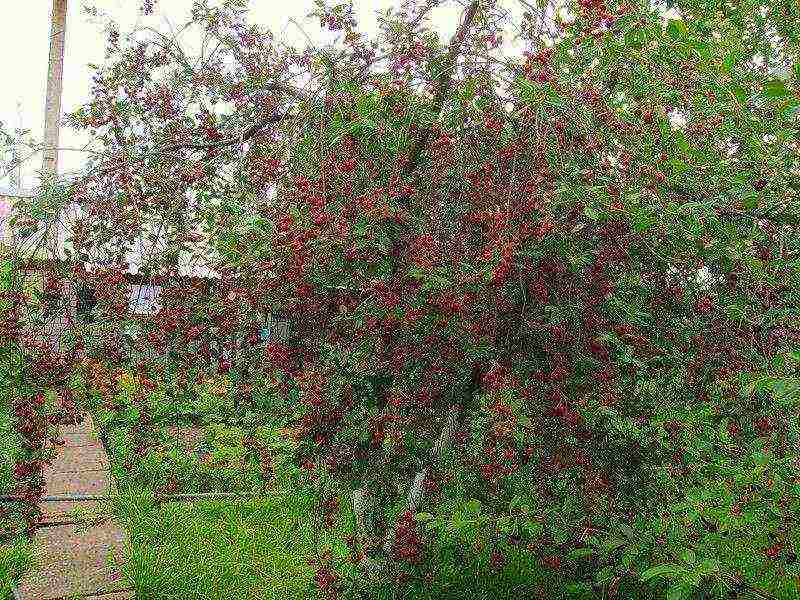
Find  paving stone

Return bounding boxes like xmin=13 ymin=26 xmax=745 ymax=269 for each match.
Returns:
xmin=45 ymin=445 xmax=109 ymax=474
xmin=58 ymin=423 xmax=100 ymax=448
xmin=46 ymin=470 xmax=112 ymax=496
xmin=59 ymin=418 xmax=93 ymax=438
xmin=39 ymin=499 xmax=107 ymax=525
xmin=59 ymin=434 xmax=97 ymax=449
xmin=17 ymin=522 xmax=129 ymax=599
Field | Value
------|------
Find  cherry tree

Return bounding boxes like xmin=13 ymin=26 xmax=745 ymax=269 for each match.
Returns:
xmin=3 ymin=0 xmax=800 ymax=596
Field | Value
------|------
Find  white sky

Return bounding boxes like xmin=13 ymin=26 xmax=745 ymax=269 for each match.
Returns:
xmin=1 ymin=0 xmax=474 ymax=190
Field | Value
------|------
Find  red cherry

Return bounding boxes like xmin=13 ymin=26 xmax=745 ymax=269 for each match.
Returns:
xmin=754 ymin=417 xmax=772 ymax=435
xmin=765 ymin=543 xmax=782 ymax=559
xmin=543 ymin=555 xmax=561 ymax=569
xmin=695 ymin=295 xmax=713 ymax=314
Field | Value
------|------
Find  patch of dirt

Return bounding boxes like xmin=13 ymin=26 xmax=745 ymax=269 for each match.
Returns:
xmin=165 ymin=426 xmax=206 ymax=453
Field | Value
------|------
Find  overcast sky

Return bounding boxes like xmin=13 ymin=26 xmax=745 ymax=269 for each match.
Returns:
xmin=0 ymin=0 xmax=481 ymax=190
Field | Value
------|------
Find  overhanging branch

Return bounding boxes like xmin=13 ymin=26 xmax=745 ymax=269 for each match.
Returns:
xmin=401 ymin=0 xmax=481 ymax=184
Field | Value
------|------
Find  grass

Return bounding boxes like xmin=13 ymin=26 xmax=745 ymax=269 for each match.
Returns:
xmin=109 ymin=484 xmax=584 ymax=600
xmin=112 ymin=487 xmax=354 ymax=600
xmin=0 ymin=535 xmax=31 ymax=598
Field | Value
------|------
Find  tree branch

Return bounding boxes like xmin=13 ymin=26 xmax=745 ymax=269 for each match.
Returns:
xmin=401 ymin=0 xmax=481 ymax=184
xmin=159 ymin=112 xmax=289 ymax=153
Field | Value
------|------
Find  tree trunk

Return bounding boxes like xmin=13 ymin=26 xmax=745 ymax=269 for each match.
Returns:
xmin=348 ymin=0 xmax=482 ymax=579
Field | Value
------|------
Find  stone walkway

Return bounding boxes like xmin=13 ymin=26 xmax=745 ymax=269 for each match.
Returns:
xmin=16 ymin=415 xmax=133 ymax=599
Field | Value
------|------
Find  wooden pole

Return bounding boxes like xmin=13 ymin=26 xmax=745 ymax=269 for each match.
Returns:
xmin=43 ymin=0 xmax=67 ymax=178
xmin=42 ymin=0 xmax=69 ymax=333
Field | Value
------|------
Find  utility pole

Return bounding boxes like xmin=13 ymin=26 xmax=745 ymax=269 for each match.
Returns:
xmin=42 ymin=0 xmax=70 ymax=335
xmin=43 ymin=0 xmax=67 ymax=179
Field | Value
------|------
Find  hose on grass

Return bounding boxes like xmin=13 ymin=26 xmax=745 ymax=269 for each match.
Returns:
xmin=0 ymin=491 xmax=282 ymax=503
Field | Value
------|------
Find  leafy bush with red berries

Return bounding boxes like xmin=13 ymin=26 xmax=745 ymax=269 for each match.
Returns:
xmin=4 ymin=0 xmax=800 ymax=598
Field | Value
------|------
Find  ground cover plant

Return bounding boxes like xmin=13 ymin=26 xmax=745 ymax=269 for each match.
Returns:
xmin=2 ymin=0 xmax=800 ymax=598
xmin=0 ymin=396 xmax=33 ymax=598
xmin=0 ymin=258 xmax=34 ymax=597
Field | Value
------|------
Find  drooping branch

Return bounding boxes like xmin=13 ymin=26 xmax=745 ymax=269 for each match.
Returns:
xmin=159 ymin=112 xmax=289 ymax=153
xmin=157 ymin=83 xmax=306 ymax=154
xmin=401 ymin=0 xmax=480 ymax=183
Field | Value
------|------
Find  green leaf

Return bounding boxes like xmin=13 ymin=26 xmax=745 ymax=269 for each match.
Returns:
xmin=667 ymin=585 xmax=685 ymax=600
xmin=674 ymin=130 xmax=690 ymax=154
xmin=415 ymin=512 xmax=434 ymax=523
xmin=730 ymin=84 xmax=747 ymax=103
xmin=667 ymin=19 xmax=688 ymax=39
xmin=509 ymin=495 xmax=529 ymax=513
xmin=619 ymin=524 xmax=638 ymax=541
xmin=640 ymin=563 xmax=684 ymax=581
xmin=722 ymin=53 xmax=736 ymax=73
xmin=566 ymin=583 xmax=593 ymax=595
xmin=568 ymin=547 xmax=594 ymax=560
xmin=602 ymin=537 xmax=628 ymax=553
xmin=763 ymin=79 xmax=792 ymax=98
xmin=523 ymin=520 xmax=543 ymax=537
xmin=464 ymin=499 xmax=482 ymax=515
xmin=698 ymin=558 xmax=719 ymax=574
xmin=625 ymin=29 xmax=645 ymax=49
xmin=741 ymin=192 xmax=759 ymax=209
xmin=595 ymin=565 xmax=615 ymax=584
xmin=584 ymin=205 xmax=600 ymax=221
xmin=670 ymin=159 xmax=690 ymax=175
xmin=780 ymin=102 xmax=800 ymax=120
xmin=497 ymin=516 xmax=514 ymax=533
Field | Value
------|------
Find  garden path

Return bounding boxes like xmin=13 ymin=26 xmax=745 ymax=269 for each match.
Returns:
xmin=16 ymin=415 xmax=133 ymax=599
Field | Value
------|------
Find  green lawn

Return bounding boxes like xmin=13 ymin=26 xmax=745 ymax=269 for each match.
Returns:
xmin=112 ymin=488 xmax=354 ymax=600
xmin=109 ymin=486 xmax=582 ymax=600
xmin=0 ymin=395 xmax=32 ymax=598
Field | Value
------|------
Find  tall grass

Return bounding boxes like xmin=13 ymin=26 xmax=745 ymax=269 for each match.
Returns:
xmin=113 ymin=487 xmax=353 ymax=600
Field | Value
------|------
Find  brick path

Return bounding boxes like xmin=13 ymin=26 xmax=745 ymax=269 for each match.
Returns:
xmin=17 ymin=415 xmax=133 ymax=599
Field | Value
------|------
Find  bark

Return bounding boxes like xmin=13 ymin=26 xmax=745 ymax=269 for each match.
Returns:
xmin=380 ymin=404 xmax=460 ymax=557
xmin=352 ymin=362 xmax=483 ymax=581
xmin=351 ymin=3 xmax=482 ymax=575
xmin=381 ymin=363 xmax=483 ymax=556
xmin=401 ymin=0 xmax=480 ymax=183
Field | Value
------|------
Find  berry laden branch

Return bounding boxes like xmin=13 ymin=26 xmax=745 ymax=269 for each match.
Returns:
xmin=400 ymin=0 xmax=480 ymax=188
xmin=353 ymin=0 xmax=484 ymax=576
